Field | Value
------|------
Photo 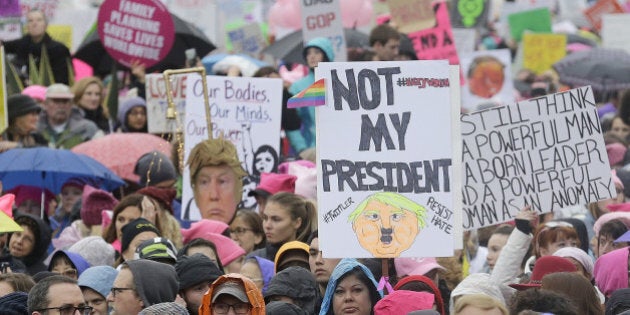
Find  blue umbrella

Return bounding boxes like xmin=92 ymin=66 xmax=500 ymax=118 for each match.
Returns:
xmin=0 ymin=147 xmax=125 ymax=195
xmin=201 ymin=53 xmax=269 ymax=76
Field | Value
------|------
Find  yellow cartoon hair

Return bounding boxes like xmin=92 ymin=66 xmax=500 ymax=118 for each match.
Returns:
xmin=348 ymin=192 xmax=427 ymax=228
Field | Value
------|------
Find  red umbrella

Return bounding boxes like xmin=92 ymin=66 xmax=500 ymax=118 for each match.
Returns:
xmin=72 ymin=133 xmax=172 ymax=182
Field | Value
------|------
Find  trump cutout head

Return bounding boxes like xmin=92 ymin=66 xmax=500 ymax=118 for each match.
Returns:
xmin=349 ymin=192 xmax=427 ymax=258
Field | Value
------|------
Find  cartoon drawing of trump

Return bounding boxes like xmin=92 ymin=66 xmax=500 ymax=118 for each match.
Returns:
xmin=348 ymin=192 xmax=427 ymax=258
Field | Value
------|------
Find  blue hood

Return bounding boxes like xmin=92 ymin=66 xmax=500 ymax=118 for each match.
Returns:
xmin=319 ymin=258 xmax=382 ymax=315
xmin=303 ymin=37 xmax=335 ymax=63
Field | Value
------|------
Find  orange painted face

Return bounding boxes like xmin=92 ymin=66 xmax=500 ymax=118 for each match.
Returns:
xmin=468 ymin=60 xmax=505 ymax=99
xmin=352 ymin=200 xmax=419 ymax=258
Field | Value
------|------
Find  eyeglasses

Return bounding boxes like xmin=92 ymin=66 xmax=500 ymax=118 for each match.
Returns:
xmin=36 ymin=305 xmax=93 ymax=315
xmin=212 ymin=302 xmax=251 ymax=314
xmin=54 ymin=269 xmax=77 ymax=278
xmin=230 ymin=227 xmax=253 ymax=235
xmin=110 ymin=287 xmax=135 ymax=298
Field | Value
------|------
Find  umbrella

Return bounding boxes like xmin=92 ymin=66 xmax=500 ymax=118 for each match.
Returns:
xmin=72 ymin=133 xmax=172 ymax=182
xmin=74 ymin=13 xmax=215 ymax=76
xmin=201 ymin=54 xmax=269 ymax=77
xmin=0 ymin=148 xmax=124 ymax=195
xmin=553 ymin=48 xmax=630 ymax=93
xmin=0 ymin=194 xmax=23 ymax=233
xmin=262 ymin=28 xmax=370 ymax=64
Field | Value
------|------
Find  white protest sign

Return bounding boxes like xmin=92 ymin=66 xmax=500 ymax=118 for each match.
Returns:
xmin=452 ymin=28 xmax=477 ymax=59
xmin=602 ymin=14 xmax=630 ymax=54
xmin=145 ymin=73 xmax=187 ymax=134
xmin=181 ymin=75 xmax=283 ymax=221
xmin=460 ymin=49 xmax=514 ymax=111
xmin=300 ymin=0 xmax=347 ymax=61
xmin=461 ymin=86 xmax=614 ymax=230
xmin=316 ymin=60 xmax=455 ymax=258
xmin=449 ymin=65 xmax=464 ymax=250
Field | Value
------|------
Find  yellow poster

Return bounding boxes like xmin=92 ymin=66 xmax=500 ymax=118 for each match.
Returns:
xmin=0 ymin=46 xmax=7 ymax=133
xmin=523 ymin=33 xmax=567 ymax=74
xmin=47 ymin=25 xmax=73 ymax=50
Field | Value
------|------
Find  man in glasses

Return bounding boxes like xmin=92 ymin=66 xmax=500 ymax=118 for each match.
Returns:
xmin=27 ymin=275 xmax=92 ymax=315
xmin=200 ymin=274 xmax=264 ymax=315
xmin=107 ymin=259 xmax=178 ymax=315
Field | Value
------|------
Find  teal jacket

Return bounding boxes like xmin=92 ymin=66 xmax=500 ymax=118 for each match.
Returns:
xmin=287 ymin=37 xmax=335 ymax=154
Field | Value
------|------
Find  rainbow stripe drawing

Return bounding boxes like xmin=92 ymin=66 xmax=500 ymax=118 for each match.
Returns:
xmin=287 ymin=78 xmax=326 ymax=108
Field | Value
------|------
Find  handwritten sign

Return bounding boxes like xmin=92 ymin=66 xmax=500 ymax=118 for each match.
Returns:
xmin=387 ymin=0 xmax=435 ymax=33
xmin=97 ymin=0 xmax=175 ymax=69
xmin=300 ymin=0 xmax=347 ymax=61
xmin=460 ymin=49 xmax=514 ymax=111
xmin=0 ymin=17 xmax=21 ymax=42
xmin=602 ymin=14 xmax=630 ymax=54
xmin=227 ymin=23 xmax=265 ymax=56
xmin=145 ymin=73 xmax=187 ymax=134
xmin=182 ymin=75 xmax=283 ymax=220
xmin=507 ymin=7 xmax=551 ymax=42
xmin=584 ymin=0 xmax=624 ymax=31
xmin=522 ymin=33 xmax=566 ymax=75
xmin=450 ymin=0 xmax=489 ymax=29
xmin=316 ymin=60 xmax=455 ymax=258
xmin=461 ymin=86 xmax=614 ymax=230
xmin=407 ymin=2 xmax=460 ymax=68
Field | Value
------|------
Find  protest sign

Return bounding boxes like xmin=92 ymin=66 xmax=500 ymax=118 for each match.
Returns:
xmin=407 ymin=2 xmax=460 ymax=68
xmin=227 ymin=23 xmax=266 ymax=56
xmin=450 ymin=0 xmax=489 ymax=29
xmin=449 ymin=65 xmax=463 ymax=250
xmin=145 ymin=73 xmax=187 ymax=134
xmin=181 ymin=75 xmax=283 ymax=220
xmin=461 ymin=86 xmax=614 ymax=230
xmin=602 ymin=14 xmax=630 ymax=54
xmin=452 ymin=28 xmax=476 ymax=58
xmin=386 ymin=0 xmax=435 ymax=33
xmin=316 ymin=60 xmax=455 ymax=258
xmin=97 ymin=0 xmax=175 ymax=69
xmin=0 ymin=46 xmax=7 ymax=133
xmin=300 ymin=0 xmax=347 ymax=61
xmin=584 ymin=0 xmax=624 ymax=31
xmin=19 ymin=0 xmax=57 ymax=19
xmin=47 ymin=24 xmax=72 ymax=50
xmin=522 ymin=33 xmax=566 ymax=75
xmin=0 ymin=18 xmax=21 ymax=42
xmin=0 ymin=0 xmax=20 ymax=17
xmin=507 ymin=7 xmax=551 ymax=42
xmin=460 ymin=49 xmax=514 ymax=111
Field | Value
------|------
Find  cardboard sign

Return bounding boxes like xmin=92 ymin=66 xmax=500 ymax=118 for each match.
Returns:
xmin=387 ymin=0 xmax=435 ymax=33
xmin=0 ymin=0 xmax=20 ymax=17
xmin=584 ymin=0 xmax=624 ymax=31
xmin=145 ymin=73 xmax=187 ymax=134
xmin=602 ymin=13 xmax=630 ymax=54
xmin=450 ymin=0 xmax=489 ymax=29
xmin=97 ymin=0 xmax=175 ymax=69
xmin=507 ymin=7 xmax=551 ymax=42
xmin=407 ymin=2 xmax=460 ymax=67
xmin=300 ymin=0 xmax=347 ymax=61
xmin=181 ymin=75 xmax=283 ymax=220
xmin=522 ymin=33 xmax=566 ymax=75
xmin=460 ymin=49 xmax=514 ymax=111
xmin=227 ymin=23 xmax=265 ymax=55
xmin=0 ymin=46 xmax=7 ymax=133
xmin=316 ymin=60 xmax=455 ymax=258
xmin=461 ymin=86 xmax=614 ymax=230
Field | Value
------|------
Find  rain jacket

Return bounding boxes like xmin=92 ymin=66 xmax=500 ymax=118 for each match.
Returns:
xmin=266 ymin=301 xmax=308 ymax=315
xmin=374 ymin=290 xmax=435 ymax=315
xmin=12 ymin=214 xmax=52 ymax=275
xmin=253 ymin=256 xmax=275 ymax=294
xmin=594 ymin=246 xmax=630 ymax=297
xmin=48 ymin=250 xmax=90 ymax=276
xmin=287 ymin=37 xmax=334 ymax=154
xmin=38 ymin=107 xmax=103 ymax=149
xmin=320 ymin=258 xmax=382 ymax=315
xmin=264 ymin=266 xmax=320 ymax=315
xmin=200 ymin=273 xmax=265 ymax=315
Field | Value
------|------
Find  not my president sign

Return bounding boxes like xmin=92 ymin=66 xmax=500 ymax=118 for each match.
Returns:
xmin=462 ymin=86 xmax=615 ymax=230
xmin=316 ymin=60 xmax=455 ymax=258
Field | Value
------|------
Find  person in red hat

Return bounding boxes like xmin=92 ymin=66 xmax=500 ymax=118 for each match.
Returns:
xmin=509 ymin=256 xmax=578 ymax=291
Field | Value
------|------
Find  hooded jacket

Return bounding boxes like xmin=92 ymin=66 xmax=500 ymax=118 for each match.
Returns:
xmin=320 ymin=258 xmax=382 ymax=315
xmin=12 ymin=214 xmax=52 ymax=275
xmin=48 ymin=250 xmax=90 ymax=276
xmin=125 ymin=259 xmax=178 ymax=307
xmin=287 ymin=37 xmax=335 ymax=154
xmin=394 ymin=275 xmax=446 ymax=315
xmin=200 ymin=273 xmax=265 ymax=315
xmin=264 ymin=266 xmax=320 ymax=315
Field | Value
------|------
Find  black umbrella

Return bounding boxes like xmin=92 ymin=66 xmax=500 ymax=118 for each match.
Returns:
xmin=74 ymin=13 xmax=215 ymax=76
xmin=553 ymin=47 xmax=630 ymax=93
xmin=262 ymin=28 xmax=369 ymax=64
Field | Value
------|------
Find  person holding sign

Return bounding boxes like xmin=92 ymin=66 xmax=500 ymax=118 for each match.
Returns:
xmin=186 ymin=138 xmax=247 ymax=224
xmin=288 ymin=37 xmax=334 ymax=160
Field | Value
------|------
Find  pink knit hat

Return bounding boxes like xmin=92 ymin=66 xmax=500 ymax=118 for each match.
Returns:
xmin=81 ymin=185 xmax=118 ymax=226
xmin=248 ymin=173 xmax=296 ymax=198
xmin=22 ymin=85 xmax=48 ymax=102
xmin=181 ymin=220 xmax=245 ymax=265
xmin=181 ymin=219 xmax=229 ymax=243
xmin=607 ymin=143 xmax=627 ymax=166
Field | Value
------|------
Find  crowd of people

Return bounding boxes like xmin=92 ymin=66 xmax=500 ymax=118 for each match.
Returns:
xmin=1 ymin=2 xmax=630 ymax=315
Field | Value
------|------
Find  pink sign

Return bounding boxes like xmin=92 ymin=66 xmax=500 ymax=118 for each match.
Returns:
xmin=97 ymin=0 xmax=175 ymax=69
xmin=407 ymin=2 xmax=460 ymax=66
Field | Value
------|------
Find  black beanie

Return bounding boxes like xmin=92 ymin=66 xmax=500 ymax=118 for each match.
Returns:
xmin=175 ymin=253 xmax=224 ymax=291
xmin=0 ymin=291 xmax=28 ymax=315
xmin=134 ymin=151 xmax=177 ymax=187
xmin=121 ymin=218 xmax=160 ymax=253
xmin=7 ymin=94 xmax=41 ymax=123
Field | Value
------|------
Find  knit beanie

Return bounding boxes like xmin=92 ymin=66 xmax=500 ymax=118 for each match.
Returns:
xmin=139 ymin=302 xmax=189 ymax=315
xmin=68 ymin=236 xmax=116 ymax=267
xmin=7 ymin=94 xmax=41 ymax=123
xmin=265 ymin=301 xmax=307 ymax=315
xmin=125 ymin=259 xmax=178 ymax=307
xmin=81 ymin=185 xmax=119 ymax=226
xmin=121 ymin=218 xmax=160 ymax=254
xmin=175 ymin=253 xmax=224 ymax=291
xmin=134 ymin=151 xmax=177 ymax=187
xmin=136 ymin=186 xmax=176 ymax=214
xmin=0 ymin=291 xmax=28 ymax=315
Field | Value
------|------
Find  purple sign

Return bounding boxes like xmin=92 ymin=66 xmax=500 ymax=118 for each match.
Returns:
xmin=0 ymin=0 xmax=21 ymax=17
